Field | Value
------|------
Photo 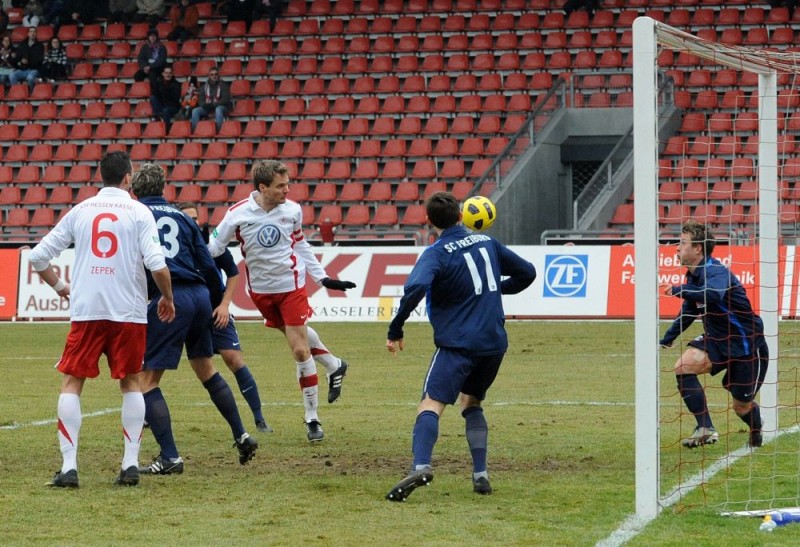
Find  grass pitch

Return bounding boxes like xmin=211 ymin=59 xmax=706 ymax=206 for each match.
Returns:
xmin=0 ymin=321 xmax=797 ymax=545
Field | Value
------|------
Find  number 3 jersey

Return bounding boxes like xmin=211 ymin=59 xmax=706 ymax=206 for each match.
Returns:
xmin=138 ymin=196 xmax=221 ymax=304
xmin=207 ymin=192 xmax=327 ymax=295
xmin=388 ymin=225 xmax=536 ymax=355
xmin=28 ymin=187 xmax=167 ymax=323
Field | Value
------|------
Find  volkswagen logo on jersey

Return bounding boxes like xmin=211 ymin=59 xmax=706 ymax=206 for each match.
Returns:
xmin=543 ymin=255 xmax=588 ymax=297
xmin=257 ymin=225 xmax=282 ymax=248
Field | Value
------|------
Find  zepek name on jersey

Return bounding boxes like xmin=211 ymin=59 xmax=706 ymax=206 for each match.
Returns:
xmin=443 ymin=234 xmax=491 ymax=253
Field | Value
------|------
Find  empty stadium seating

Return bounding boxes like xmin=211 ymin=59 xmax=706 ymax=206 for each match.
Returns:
xmin=1 ymin=1 xmax=792 ymax=243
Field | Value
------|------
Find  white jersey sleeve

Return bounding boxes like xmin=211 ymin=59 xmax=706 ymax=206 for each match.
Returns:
xmin=29 ymin=209 xmax=77 ymax=272
xmin=208 ymin=200 xmax=240 ymax=258
xmin=293 ymin=218 xmax=327 ymax=284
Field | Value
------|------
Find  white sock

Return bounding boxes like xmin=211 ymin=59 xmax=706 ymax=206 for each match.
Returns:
xmin=121 ymin=392 xmax=145 ymax=470
xmin=307 ymin=326 xmax=339 ymax=375
xmin=297 ymin=357 xmax=319 ymax=422
xmin=57 ymin=393 xmax=82 ymax=473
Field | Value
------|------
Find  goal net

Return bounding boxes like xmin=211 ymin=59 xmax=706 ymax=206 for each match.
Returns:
xmin=633 ymin=16 xmax=800 ymax=517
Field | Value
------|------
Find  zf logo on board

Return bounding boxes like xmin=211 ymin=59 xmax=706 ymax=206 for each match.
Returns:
xmin=543 ymin=255 xmax=588 ymax=298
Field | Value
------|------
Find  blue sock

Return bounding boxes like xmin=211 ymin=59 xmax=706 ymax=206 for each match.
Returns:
xmin=203 ymin=372 xmax=246 ymax=440
xmin=143 ymin=388 xmax=179 ymax=460
xmin=411 ymin=410 xmax=439 ymax=470
xmin=739 ymin=402 xmax=762 ymax=431
xmin=234 ymin=366 xmax=265 ymax=423
xmin=676 ymin=374 xmax=713 ymax=428
xmin=462 ymin=406 xmax=488 ymax=474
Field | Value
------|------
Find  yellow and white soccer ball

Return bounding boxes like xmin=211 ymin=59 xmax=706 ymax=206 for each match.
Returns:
xmin=461 ymin=196 xmax=497 ymax=231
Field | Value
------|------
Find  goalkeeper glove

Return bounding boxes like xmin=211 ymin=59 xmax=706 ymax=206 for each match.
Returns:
xmin=321 ymin=278 xmax=356 ymax=291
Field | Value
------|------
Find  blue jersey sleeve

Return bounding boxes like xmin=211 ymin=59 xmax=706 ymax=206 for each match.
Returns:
xmin=496 ymin=242 xmax=536 ymax=294
xmin=214 ymin=249 xmax=239 ymax=279
xmin=189 ymin=221 xmax=224 ymax=306
xmin=660 ymin=299 xmax=699 ymax=346
xmin=387 ymin=247 xmax=439 ymax=340
xmin=672 ymin=265 xmax=727 ymax=306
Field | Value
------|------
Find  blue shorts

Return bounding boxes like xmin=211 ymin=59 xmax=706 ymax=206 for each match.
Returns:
xmin=688 ymin=335 xmax=769 ymax=402
xmin=212 ymin=315 xmax=242 ymax=353
xmin=421 ymin=347 xmax=504 ymax=405
xmin=144 ymin=284 xmax=213 ymax=370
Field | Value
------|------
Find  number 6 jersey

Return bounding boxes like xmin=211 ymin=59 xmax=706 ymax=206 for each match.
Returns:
xmin=28 ymin=187 xmax=167 ymax=323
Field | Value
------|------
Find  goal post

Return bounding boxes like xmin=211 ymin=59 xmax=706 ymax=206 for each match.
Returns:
xmin=633 ymin=16 xmax=781 ymax=517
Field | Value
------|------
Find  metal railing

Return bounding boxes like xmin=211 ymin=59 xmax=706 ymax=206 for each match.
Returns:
xmin=469 ymin=76 xmax=568 ymax=197
xmin=573 ymin=127 xmax=634 ymax=227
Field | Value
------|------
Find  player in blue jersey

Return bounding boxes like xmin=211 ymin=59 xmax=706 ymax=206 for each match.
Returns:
xmin=660 ymin=220 xmax=768 ymax=449
xmin=178 ymin=201 xmax=272 ymax=433
xmin=131 ymin=164 xmax=257 ymax=474
xmin=384 ymin=192 xmax=536 ymax=502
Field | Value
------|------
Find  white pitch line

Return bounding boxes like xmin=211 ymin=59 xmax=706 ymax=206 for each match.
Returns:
xmin=0 ymin=399 xmax=635 ymax=431
xmin=0 ymin=407 xmax=120 ymax=430
xmin=597 ymin=424 xmax=800 ymax=547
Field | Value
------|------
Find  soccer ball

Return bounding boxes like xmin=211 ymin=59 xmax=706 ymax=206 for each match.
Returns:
xmin=461 ymin=196 xmax=497 ymax=231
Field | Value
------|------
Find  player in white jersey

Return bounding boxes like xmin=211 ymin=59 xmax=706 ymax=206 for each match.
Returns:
xmin=208 ymin=159 xmax=356 ymax=442
xmin=29 ymin=151 xmax=175 ymax=489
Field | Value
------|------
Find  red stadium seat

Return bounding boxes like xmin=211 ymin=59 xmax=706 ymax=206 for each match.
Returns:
xmin=371 ymin=204 xmax=398 ymax=227
xmin=50 ymin=186 xmax=73 ymax=204
xmin=339 ymin=182 xmax=364 ymax=202
xmin=353 ymin=160 xmax=379 ymax=180
xmin=222 ymin=163 xmax=248 ymax=182
xmin=342 ymin=204 xmax=371 ymax=227
xmin=300 ymin=162 xmax=326 ymax=181
xmin=400 ymin=204 xmax=428 ymax=226
xmin=394 ymin=182 xmax=419 ymax=202
xmin=365 ymin=182 xmax=392 ymax=202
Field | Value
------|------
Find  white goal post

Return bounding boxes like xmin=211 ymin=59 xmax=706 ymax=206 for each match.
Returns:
xmin=633 ymin=16 xmax=781 ymax=518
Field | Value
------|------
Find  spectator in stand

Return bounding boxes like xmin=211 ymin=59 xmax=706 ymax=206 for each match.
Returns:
xmin=226 ymin=0 xmax=256 ymax=31
xmin=135 ymin=0 xmax=165 ymax=26
xmin=22 ymin=0 xmax=44 ymax=27
xmin=41 ymin=36 xmax=69 ymax=81
xmin=9 ymin=26 xmax=44 ymax=88
xmin=109 ymin=0 xmax=137 ymax=24
xmin=769 ymin=1 xmax=798 ymax=11
xmin=0 ymin=7 xmax=9 ymax=37
xmin=62 ymin=0 xmax=96 ymax=26
xmin=0 ymin=34 xmax=17 ymax=86
xmin=149 ymin=64 xmax=181 ymax=130
xmin=167 ymin=0 xmax=199 ymax=43
xmin=563 ymin=0 xmax=599 ymax=16
xmin=190 ymin=66 xmax=231 ymax=133
xmin=175 ymin=75 xmax=198 ymax=120
xmin=263 ymin=0 xmax=284 ymax=32
xmin=134 ymin=27 xmax=167 ymax=83
xmin=42 ymin=0 xmax=65 ymax=26
xmin=0 ymin=35 xmax=16 ymax=86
